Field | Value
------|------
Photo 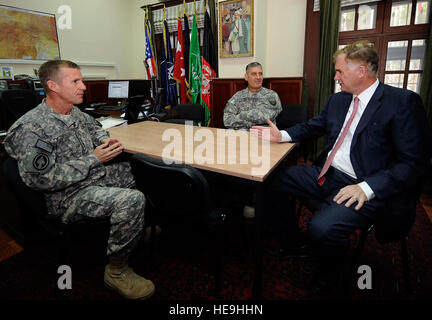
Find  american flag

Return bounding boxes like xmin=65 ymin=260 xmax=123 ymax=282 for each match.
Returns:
xmin=145 ymin=20 xmax=157 ymax=79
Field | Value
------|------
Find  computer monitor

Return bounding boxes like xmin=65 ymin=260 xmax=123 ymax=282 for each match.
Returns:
xmin=33 ymin=80 xmax=45 ymax=96
xmin=108 ymin=81 xmax=129 ymax=99
xmin=128 ymin=80 xmax=151 ymax=99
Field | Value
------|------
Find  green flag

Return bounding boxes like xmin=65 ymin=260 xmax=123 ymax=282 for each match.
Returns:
xmin=189 ymin=13 xmax=202 ymax=108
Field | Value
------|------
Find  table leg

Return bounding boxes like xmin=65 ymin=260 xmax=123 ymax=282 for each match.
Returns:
xmin=252 ymin=183 xmax=264 ymax=299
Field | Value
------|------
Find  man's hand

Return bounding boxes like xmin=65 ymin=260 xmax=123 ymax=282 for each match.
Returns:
xmin=101 ymin=138 xmax=120 ymax=146
xmin=250 ymin=119 xmax=282 ymax=142
xmin=333 ymin=184 xmax=367 ymax=211
xmin=93 ymin=140 xmax=124 ymax=163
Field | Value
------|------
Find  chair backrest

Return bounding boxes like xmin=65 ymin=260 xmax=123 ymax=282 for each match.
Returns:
xmin=0 ymin=157 xmax=66 ymax=240
xmin=374 ymin=179 xmax=424 ymax=243
xmin=165 ymin=104 xmax=205 ymax=126
xmin=129 ymin=153 xmax=212 ymax=220
xmin=276 ymin=104 xmax=308 ymax=129
xmin=276 ymin=104 xmax=309 ymax=162
xmin=0 ymin=89 xmax=38 ymax=129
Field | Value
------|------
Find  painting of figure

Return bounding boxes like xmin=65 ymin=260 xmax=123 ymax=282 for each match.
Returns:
xmin=219 ymin=0 xmax=253 ymax=58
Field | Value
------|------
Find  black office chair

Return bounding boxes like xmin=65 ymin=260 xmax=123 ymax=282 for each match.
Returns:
xmin=129 ymin=153 xmax=229 ymax=297
xmin=164 ymin=103 xmax=205 ymax=126
xmin=1 ymin=157 xmax=109 ymax=265
xmin=350 ymin=181 xmax=423 ymax=293
xmin=276 ymin=104 xmax=309 ymax=163
xmin=297 ymin=179 xmax=422 ymax=294
xmin=0 ymin=89 xmax=38 ymax=130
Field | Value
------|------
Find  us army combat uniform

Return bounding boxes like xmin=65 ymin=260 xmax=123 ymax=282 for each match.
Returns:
xmin=223 ymin=87 xmax=282 ymax=130
xmin=4 ymin=100 xmax=145 ymax=258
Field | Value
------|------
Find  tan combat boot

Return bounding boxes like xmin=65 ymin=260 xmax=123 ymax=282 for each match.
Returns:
xmin=104 ymin=257 xmax=155 ymax=299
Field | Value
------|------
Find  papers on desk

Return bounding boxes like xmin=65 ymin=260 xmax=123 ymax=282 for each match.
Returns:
xmin=119 ymin=112 xmax=145 ymax=119
xmin=97 ymin=117 xmax=128 ymax=129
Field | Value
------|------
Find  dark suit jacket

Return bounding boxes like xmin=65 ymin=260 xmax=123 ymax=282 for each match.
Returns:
xmin=287 ymin=82 xmax=431 ymax=200
xmin=286 ymin=82 xmax=432 ymax=237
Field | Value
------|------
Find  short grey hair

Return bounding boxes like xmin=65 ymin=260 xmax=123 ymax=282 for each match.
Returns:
xmin=333 ymin=40 xmax=379 ymax=76
xmin=39 ymin=60 xmax=80 ymax=93
xmin=246 ymin=62 xmax=262 ymax=72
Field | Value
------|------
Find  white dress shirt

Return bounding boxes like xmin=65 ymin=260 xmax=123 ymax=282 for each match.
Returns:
xmin=280 ymin=79 xmax=380 ymax=200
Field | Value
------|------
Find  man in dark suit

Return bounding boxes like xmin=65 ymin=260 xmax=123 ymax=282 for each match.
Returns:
xmin=252 ymin=40 xmax=431 ymax=290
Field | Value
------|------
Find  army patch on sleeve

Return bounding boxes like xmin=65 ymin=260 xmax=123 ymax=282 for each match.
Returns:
xmin=33 ymin=153 xmax=50 ymax=171
xmin=25 ymin=148 xmax=53 ymax=174
xmin=268 ymin=96 xmax=276 ymax=105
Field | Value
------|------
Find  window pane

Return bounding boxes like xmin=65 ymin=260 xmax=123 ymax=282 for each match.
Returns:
xmin=384 ymin=73 xmax=405 ymax=88
xmin=386 ymin=41 xmax=408 ymax=71
xmin=415 ymin=0 xmax=430 ymax=24
xmin=407 ymin=73 xmax=422 ymax=93
xmin=340 ymin=7 xmax=355 ymax=31
xmin=410 ymin=39 xmax=427 ymax=70
xmin=358 ymin=4 xmax=377 ymax=30
xmin=390 ymin=0 xmax=413 ymax=27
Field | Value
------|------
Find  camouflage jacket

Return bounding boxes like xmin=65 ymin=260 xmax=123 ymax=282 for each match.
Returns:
xmin=223 ymin=87 xmax=282 ymax=130
xmin=3 ymin=100 xmax=110 ymax=220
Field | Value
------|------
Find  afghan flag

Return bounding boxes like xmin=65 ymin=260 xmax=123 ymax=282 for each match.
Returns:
xmin=173 ymin=17 xmax=187 ymax=104
xmin=188 ymin=13 xmax=202 ymax=107
xmin=203 ymin=9 xmax=217 ymax=74
xmin=201 ymin=9 xmax=216 ymax=126
xmin=145 ymin=19 xmax=157 ymax=79
xmin=202 ymin=57 xmax=215 ymax=126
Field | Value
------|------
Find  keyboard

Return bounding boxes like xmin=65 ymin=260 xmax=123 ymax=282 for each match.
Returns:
xmin=99 ymin=105 xmax=124 ymax=111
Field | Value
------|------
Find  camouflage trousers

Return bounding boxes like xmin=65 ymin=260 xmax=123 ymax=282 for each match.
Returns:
xmin=61 ymin=161 xmax=145 ymax=259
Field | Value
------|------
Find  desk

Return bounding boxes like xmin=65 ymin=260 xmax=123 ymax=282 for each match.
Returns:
xmin=109 ymin=121 xmax=295 ymax=297
xmin=82 ymin=108 xmax=124 ymax=119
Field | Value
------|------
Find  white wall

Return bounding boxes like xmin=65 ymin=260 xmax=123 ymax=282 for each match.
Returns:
xmin=0 ymin=0 xmax=306 ymax=80
xmin=264 ymin=0 xmax=306 ymax=77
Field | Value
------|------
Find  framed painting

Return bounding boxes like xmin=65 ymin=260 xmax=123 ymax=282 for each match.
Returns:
xmin=219 ymin=0 xmax=254 ymax=58
xmin=0 ymin=5 xmax=61 ymax=61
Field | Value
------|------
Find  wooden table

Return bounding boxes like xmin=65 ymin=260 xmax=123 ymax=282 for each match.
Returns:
xmin=109 ymin=121 xmax=295 ymax=298
xmin=109 ymin=121 xmax=294 ymax=182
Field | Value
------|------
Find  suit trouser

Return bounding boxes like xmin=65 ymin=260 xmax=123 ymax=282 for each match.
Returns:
xmin=266 ymin=165 xmax=384 ymax=256
xmin=61 ymin=161 xmax=146 ymax=259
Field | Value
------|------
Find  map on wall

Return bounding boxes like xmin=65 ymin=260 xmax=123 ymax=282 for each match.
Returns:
xmin=0 ymin=5 xmax=60 ymax=60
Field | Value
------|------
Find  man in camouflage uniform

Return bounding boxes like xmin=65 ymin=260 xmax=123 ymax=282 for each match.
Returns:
xmin=223 ymin=62 xmax=282 ymax=218
xmin=223 ymin=62 xmax=282 ymax=130
xmin=3 ymin=60 xmax=154 ymax=300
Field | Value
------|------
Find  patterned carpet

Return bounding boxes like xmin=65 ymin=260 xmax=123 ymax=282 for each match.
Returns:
xmin=0 ymin=201 xmax=431 ymax=302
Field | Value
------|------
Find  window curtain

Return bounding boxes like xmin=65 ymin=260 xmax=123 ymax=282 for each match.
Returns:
xmin=313 ymin=0 xmax=341 ymax=158
xmin=420 ymin=9 xmax=432 ymax=126
xmin=152 ymin=0 xmax=205 ymax=34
